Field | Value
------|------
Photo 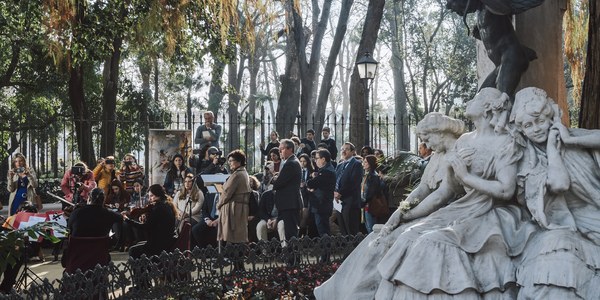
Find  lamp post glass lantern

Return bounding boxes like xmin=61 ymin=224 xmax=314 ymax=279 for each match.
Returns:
xmin=356 ymin=52 xmax=378 ymax=147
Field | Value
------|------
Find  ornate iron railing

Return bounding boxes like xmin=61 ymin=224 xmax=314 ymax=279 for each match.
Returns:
xmin=0 ymin=234 xmax=365 ymax=299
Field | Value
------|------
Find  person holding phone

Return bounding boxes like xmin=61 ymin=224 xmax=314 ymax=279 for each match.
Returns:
xmin=118 ymin=153 xmax=144 ymax=195
xmin=93 ymin=156 xmax=118 ymax=195
xmin=6 ymin=153 xmax=39 ymax=216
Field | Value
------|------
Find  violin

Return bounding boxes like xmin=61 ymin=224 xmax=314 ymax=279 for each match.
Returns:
xmin=128 ymin=202 xmax=155 ymax=220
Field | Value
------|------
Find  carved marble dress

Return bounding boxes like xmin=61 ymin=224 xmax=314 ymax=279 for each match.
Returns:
xmin=375 ymin=132 xmax=536 ymax=299
xmin=516 ymin=134 xmax=600 ymax=299
xmin=313 ymin=152 xmax=447 ymax=300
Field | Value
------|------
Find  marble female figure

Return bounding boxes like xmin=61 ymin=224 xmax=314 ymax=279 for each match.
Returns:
xmin=314 ymin=112 xmax=465 ymax=299
xmin=373 ymin=87 xmax=536 ymax=299
xmin=512 ymin=87 xmax=600 ymax=299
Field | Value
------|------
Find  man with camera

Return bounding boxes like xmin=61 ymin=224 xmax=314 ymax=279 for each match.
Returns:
xmin=61 ymin=162 xmax=97 ymax=206
xmin=198 ymin=147 xmax=228 ymax=175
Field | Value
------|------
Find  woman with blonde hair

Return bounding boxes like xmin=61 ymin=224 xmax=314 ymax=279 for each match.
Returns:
xmin=7 ymin=153 xmax=40 ymax=215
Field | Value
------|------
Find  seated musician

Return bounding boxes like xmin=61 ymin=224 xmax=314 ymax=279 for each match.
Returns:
xmin=68 ymin=188 xmax=122 ymax=238
xmin=191 ymin=190 xmax=220 ymax=248
xmin=128 ymin=179 xmax=148 ymax=244
xmin=63 ymin=188 xmax=122 ymax=273
xmin=124 ymin=184 xmax=177 ymax=259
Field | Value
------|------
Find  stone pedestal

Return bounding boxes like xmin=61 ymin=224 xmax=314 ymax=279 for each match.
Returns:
xmin=515 ymin=0 xmax=568 ymax=124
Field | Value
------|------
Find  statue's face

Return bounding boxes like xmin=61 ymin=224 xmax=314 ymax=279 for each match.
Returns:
xmin=446 ymin=0 xmax=480 ymax=16
xmin=519 ymin=113 xmax=552 ymax=144
xmin=420 ymin=132 xmax=444 ymax=152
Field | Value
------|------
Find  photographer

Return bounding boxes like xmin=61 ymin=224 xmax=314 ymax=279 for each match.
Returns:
xmin=93 ymin=156 xmax=118 ymax=195
xmin=118 ymin=153 xmax=144 ymax=195
xmin=7 ymin=153 xmax=40 ymax=216
xmin=60 ymin=162 xmax=96 ymax=206
xmin=199 ymin=147 xmax=227 ymax=175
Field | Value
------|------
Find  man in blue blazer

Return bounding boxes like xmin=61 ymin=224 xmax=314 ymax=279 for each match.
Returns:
xmin=334 ymin=142 xmax=364 ymax=235
xmin=272 ymin=139 xmax=303 ymax=240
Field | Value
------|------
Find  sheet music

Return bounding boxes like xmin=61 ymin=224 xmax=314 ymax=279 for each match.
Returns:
xmin=201 ymin=174 xmax=230 ymax=185
xmin=333 ymin=200 xmax=342 ymax=213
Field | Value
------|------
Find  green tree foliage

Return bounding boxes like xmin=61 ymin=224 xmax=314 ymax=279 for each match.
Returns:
xmin=396 ymin=0 xmax=477 ymax=122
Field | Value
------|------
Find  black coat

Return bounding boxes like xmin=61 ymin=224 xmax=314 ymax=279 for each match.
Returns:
xmin=272 ymin=155 xmax=303 ymax=211
xmin=127 ymin=200 xmax=176 ymax=255
xmin=335 ymin=157 xmax=364 ymax=209
xmin=257 ymin=190 xmax=277 ymax=221
xmin=68 ymin=205 xmax=122 ymax=237
xmin=306 ymin=163 xmax=336 ymax=215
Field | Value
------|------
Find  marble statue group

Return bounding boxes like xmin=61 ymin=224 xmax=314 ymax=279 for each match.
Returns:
xmin=315 ymin=86 xmax=600 ymax=299
xmin=314 ymin=1 xmax=600 ymax=299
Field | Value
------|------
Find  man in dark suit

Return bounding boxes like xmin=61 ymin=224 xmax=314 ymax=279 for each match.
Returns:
xmin=272 ymin=139 xmax=303 ymax=240
xmin=191 ymin=192 xmax=219 ymax=248
xmin=334 ymin=142 xmax=364 ymax=235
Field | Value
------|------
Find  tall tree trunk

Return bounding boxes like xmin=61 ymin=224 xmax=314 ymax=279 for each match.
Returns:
xmin=247 ymin=49 xmax=261 ymax=169
xmin=100 ymin=37 xmax=122 ymax=157
xmin=349 ymin=0 xmax=386 ymax=148
xmin=186 ymin=81 xmax=193 ymax=130
xmin=314 ymin=0 xmax=354 ymax=136
xmin=69 ymin=64 xmax=95 ymax=166
xmin=389 ymin=0 xmax=410 ymax=151
xmin=51 ymin=135 xmax=58 ymax=177
xmin=226 ymin=48 xmax=245 ymax=152
xmin=208 ymin=59 xmax=226 ymax=118
xmin=580 ymin=0 xmax=600 ymax=129
xmin=276 ymin=0 xmax=302 ymax=138
xmin=291 ymin=0 xmax=333 ymax=133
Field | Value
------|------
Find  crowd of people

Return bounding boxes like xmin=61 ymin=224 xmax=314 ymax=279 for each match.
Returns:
xmin=2 ymin=109 xmax=429 ymax=293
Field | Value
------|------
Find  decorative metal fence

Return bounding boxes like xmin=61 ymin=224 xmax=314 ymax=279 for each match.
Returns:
xmin=0 ymin=234 xmax=365 ymax=300
xmin=1 ymin=110 xmax=415 ymax=179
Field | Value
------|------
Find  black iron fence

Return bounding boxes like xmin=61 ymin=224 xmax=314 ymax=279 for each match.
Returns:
xmin=1 ymin=110 xmax=416 ymax=178
xmin=0 ymin=234 xmax=365 ymax=299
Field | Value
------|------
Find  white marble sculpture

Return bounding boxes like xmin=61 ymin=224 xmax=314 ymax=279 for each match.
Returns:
xmin=313 ymin=112 xmax=465 ymax=299
xmin=315 ymin=86 xmax=600 ymax=299
xmin=512 ymin=87 xmax=600 ymax=299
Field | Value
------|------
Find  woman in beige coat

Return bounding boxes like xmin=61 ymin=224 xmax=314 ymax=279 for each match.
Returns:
xmin=217 ymin=150 xmax=251 ymax=244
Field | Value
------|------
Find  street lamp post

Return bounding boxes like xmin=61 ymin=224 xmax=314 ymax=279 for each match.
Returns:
xmin=356 ymin=52 xmax=379 ymax=147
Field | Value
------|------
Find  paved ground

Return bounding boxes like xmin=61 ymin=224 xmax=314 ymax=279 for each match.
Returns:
xmin=24 ymin=249 xmax=130 ymax=284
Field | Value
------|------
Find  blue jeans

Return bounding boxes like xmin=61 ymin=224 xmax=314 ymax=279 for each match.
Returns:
xmin=313 ymin=212 xmax=331 ymax=237
xmin=364 ymin=210 xmax=376 ymax=234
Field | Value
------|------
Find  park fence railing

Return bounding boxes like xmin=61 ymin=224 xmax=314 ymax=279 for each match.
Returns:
xmin=1 ymin=110 xmax=414 ymax=180
xmin=0 ymin=234 xmax=365 ymax=300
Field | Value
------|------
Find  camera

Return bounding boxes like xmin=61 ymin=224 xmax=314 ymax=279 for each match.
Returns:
xmin=124 ymin=160 xmax=133 ymax=166
xmin=15 ymin=167 xmax=25 ymax=174
xmin=71 ymin=166 xmax=85 ymax=176
xmin=217 ymin=156 xmax=227 ymax=165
